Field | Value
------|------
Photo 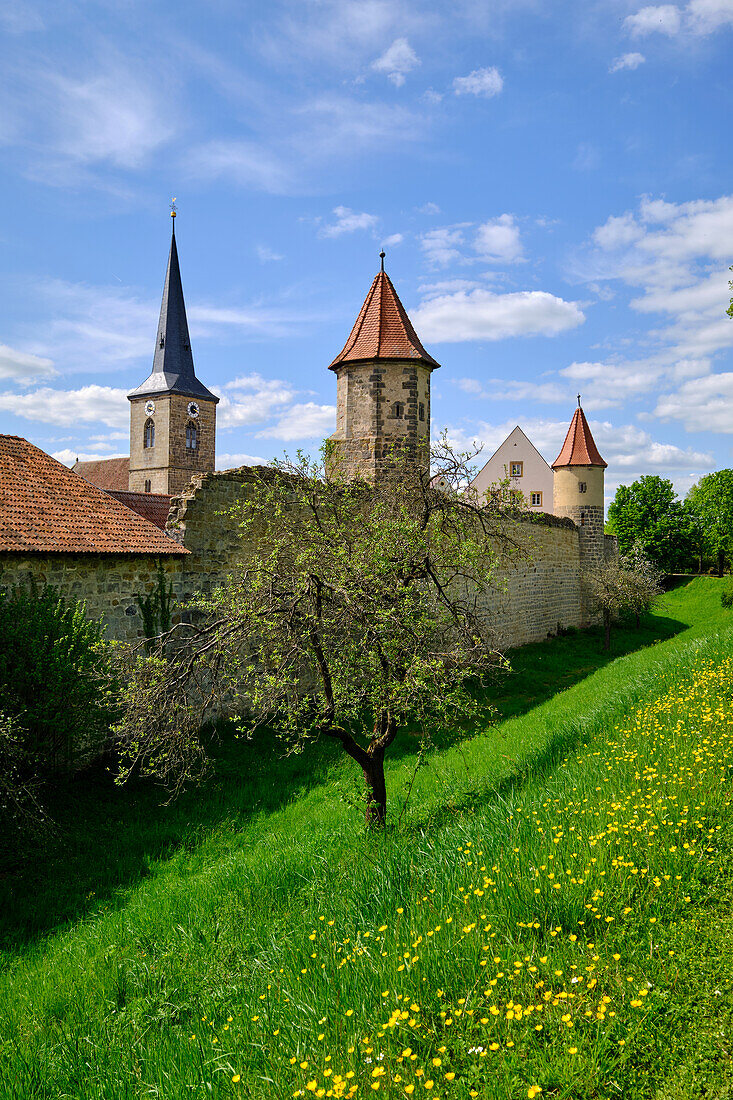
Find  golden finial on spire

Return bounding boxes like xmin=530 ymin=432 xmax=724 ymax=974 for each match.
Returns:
xmin=170 ymin=196 xmax=177 ymax=219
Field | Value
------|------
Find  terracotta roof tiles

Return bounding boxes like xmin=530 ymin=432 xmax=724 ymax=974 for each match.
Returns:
xmin=552 ymin=407 xmax=607 ymax=469
xmin=107 ymin=490 xmax=173 ymax=531
xmin=0 ymin=436 xmax=187 ymax=555
xmin=72 ymin=456 xmax=130 ymax=491
xmin=329 ymin=268 xmax=440 ymax=370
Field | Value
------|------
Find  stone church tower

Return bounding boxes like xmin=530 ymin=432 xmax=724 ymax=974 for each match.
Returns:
xmin=327 ymin=254 xmax=440 ymax=482
xmin=552 ymin=400 xmax=607 ymax=566
xmin=127 ymin=215 xmax=219 ymax=494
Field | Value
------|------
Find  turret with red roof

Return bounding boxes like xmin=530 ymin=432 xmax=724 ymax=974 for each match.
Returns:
xmin=327 ymin=253 xmax=440 ymax=482
xmin=552 ymin=397 xmax=607 ymax=568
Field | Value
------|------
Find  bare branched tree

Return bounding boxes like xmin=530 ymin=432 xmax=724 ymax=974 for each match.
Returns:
xmin=584 ymin=545 xmax=663 ymax=652
xmin=113 ymin=440 xmax=523 ymax=825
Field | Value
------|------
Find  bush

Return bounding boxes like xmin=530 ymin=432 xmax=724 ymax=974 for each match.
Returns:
xmin=0 ymin=583 xmax=115 ymax=778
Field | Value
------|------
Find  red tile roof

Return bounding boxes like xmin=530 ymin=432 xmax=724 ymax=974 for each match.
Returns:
xmin=0 ymin=436 xmax=187 ymax=555
xmin=552 ymin=407 xmax=607 ymax=469
xmin=72 ymin=456 xmax=130 ymax=491
xmin=107 ymin=490 xmax=172 ymax=531
xmin=329 ymin=269 xmax=440 ymax=370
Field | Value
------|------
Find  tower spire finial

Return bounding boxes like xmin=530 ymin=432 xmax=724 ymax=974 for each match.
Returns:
xmin=379 ymin=249 xmax=385 ymax=272
xmin=170 ymin=196 xmax=177 ymax=233
xmin=577 ymin=392 xmax=581 ymax=407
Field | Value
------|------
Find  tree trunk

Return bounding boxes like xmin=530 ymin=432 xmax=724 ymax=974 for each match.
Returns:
xmin=362 ymin=749 xmax=387 ymax=827
xmin=603 ymin=608 xmax=611 ymax=652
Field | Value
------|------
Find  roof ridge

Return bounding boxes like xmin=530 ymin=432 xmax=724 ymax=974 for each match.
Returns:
xmin=552 ymin=406 xmax=607 ymax=469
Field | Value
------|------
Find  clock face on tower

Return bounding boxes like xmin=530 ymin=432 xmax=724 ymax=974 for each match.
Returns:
xmin=187 ymin=401 xmax=200 ymax=419
xmin=144 ymin=400 xmax=155 ymax=416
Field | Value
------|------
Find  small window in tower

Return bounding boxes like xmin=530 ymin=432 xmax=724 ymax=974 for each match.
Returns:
xmin=580 ymin=511 xmax=586 ymax=526
xmin=186 ymin=421 xmax=198 ymax=451
xmin=390 ymin=401 xmax=405 ymax=419
xmin=144 ymin=418 xmax=155 ymax=449
xmin=579 ymin=481 xmax=587 ymax=493
xmin=144 ymin=479 xmax=151 ymax=494
xmin=510 ymin=461 xmax=523 ymax=478
xmin=418 ymin=402 xmax=425 ymax=421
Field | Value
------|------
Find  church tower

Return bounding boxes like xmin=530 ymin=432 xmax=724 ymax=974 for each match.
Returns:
xmin=552 ymin=399 xmax=607 ymax=566
xmin=127 ymin=213 xmax=219 ymax=495
xmin=327 ymin=253 xmax=440 ymax=482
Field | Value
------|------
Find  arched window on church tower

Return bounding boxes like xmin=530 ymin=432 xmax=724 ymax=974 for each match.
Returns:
xmin=144 ymin=418 xmax=155 ymax=449
xmin=390 ymin=401 xmax=405 ymax=419
xmin=186 ymin=421 xmax=198 ymax=451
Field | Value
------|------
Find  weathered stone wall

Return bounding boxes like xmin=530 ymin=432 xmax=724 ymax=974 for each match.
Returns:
xmin=168 ymin=470 xmax=585 ymax=649
xmin=0 ymin=552 xmax=184 ymax=643
xmin=477 ymin=514 xmax=582 ymax=649
xmin=0 ymin=469 xmax=587 ymax=648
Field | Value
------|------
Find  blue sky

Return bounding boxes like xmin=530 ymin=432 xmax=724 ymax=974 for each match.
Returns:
xmin=1 ymin=0 xmax=732 ymax=502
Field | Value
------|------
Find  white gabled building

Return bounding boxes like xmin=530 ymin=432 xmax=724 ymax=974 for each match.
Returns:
xmin=468 ymin=425 xmax=554 ymax=512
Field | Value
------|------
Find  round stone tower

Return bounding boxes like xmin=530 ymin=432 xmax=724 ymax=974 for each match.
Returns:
xmin=327 ymin=253 xmax=440 ymax=482
xmin=552 ymin=400 xmax=607 ymax=568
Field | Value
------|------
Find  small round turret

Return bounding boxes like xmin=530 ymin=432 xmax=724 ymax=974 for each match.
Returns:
xmin=552 ymin=398 xmax=607 ymax=567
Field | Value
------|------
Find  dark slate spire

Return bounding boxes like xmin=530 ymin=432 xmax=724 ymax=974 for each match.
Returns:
xmin=128 ymin=217 xmax=219 ymax=404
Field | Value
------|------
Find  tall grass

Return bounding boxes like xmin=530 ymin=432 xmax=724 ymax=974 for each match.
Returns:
xmin=0 ymin=578 xmax=731 ymax=1099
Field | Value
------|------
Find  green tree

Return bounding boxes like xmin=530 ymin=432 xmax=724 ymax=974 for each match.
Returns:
xmin=687 ymin=470 xmax=733 ymax=576
xmin=607 ymin=476 xmax=695 ymax=572
xmin=114 ymin=444 xmax=516 ymax=826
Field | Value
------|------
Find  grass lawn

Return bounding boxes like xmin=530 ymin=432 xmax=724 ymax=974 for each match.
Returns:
xmin=0 ymin=578 xmax=731 ymax=1099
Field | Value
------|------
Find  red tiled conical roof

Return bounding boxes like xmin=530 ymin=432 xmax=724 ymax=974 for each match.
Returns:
xmin=552 ymin=406 xmax=607 ymax=469
xmin=329 ymin=267 xmax=440 ymax=370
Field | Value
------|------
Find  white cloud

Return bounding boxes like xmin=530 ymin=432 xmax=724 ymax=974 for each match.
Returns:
xmin=410 ymin=289 xmax=585 ymax=343
xmin=0 ymin=343 xmax=55 ymax=383
xmin=382 ymin=232 xmax=404 ymax=247
xmin=420 ymin=225 xmax=470 ymax=266
xmin=560 ymin=360 xmax=660 ymax=408
xmin=687 ymin=0 xmax=733 ymax=33
xmin=577 ymin=194 xmax=733 ymax=384
xmin=418 ymin=278 xmax=482 ymax=297
xmin=216 ymin=452 xmax=268 ymax=469
xmin=609 ymin=52 xmax=646 ymax=72
xmin=0 ymin=385 xmax=128 ymax=427
xmin=473 ymin=214 xmax=523 ymax=263
xmin=321 ymin=206 xmax=379 ymax=237
xmin=573 ymin=143 xmax=600 ymax=171
xmin=655 ymin=372 xmax=733 ymax=431
xmin=218 ymin=373 xmax=297 ymax=428
xmin=256 ymin=245 xmax=284 ymax=262
xmin=624 ymin=5 xmax=682 ymax=36
xmin=456 ymin=377 xmax=568 ymax=403
xmin=453 ymin=66 xmax=503 ymax=98
xmin=371 ymin=38 xmax=420 ymax=86
xmin=257 ymin=402 xmax=336 ymax=441
xmin=417 ymin=202 xmax=441 ymax=215
xmin=187 ymin=140 xmax=292 ymax=194
xmin=54 ymin=448 xmax=126 ymax=467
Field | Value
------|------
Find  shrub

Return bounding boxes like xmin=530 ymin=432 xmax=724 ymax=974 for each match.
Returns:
xmin=0 ymin=583 xmax=115 ymax=778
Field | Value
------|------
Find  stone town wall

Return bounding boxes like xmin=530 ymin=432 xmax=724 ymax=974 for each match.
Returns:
xmin=0 ymin=470 xmax=586 ymax=648
xmin=0 ymin=552 xmax=184 ymax=643
xmin=168 ymin=469 xmax=584 ymax=648
xmin=476 ymin=514 xmax=582 ymax=649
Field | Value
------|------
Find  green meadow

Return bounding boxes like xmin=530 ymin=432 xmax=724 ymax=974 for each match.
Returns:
xmin=1 ymin=578 xmax=732 ymax=1100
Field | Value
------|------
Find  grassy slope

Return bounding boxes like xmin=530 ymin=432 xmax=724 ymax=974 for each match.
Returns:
xmin=0 ymin=578 xmax=731 ymax=1100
